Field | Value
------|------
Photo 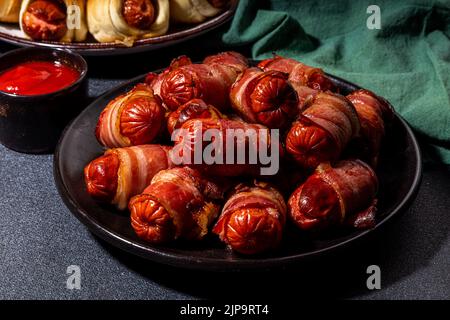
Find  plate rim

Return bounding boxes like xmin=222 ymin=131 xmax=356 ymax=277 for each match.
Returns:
xmin=0 ymin=1 xmax=238 ymax=56
xmin=53 ymin=72 xmax=423 ymax=270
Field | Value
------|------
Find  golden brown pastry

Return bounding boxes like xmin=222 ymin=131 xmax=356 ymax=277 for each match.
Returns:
xmin=0 ymin=0 xmax=21 ymax=23
xmin=169 ymin=0 xmax=227 ymax=24
xmin=19 ymin=0 xmax=88 ymax=42
xmin=87 ymin=0 xmax=169 ymax=45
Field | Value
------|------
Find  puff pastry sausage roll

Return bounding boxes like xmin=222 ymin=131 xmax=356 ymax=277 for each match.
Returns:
xmin=169 ymin=0 xmax=228 ymax=24
xmin=20 ymin=0 xmax=88 ymax=42
xmin=87 ymin=0 xmax=169 ymax=45
xmin=0 ymin=0 xmax=21 ymax=23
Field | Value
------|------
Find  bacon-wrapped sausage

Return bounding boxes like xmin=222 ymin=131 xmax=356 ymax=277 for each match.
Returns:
xmin=87 ymin=0 xmax=169 ymax=44
xmin=288 ymin=160 xmax=378 ymax=231
xmin=346 ymin=89 xmax=394 ymax=167
xmin=96 ymin=83 xmax=166 ymax=148
xmin=0 ymin=0 xmax=21 ymax=23
xmin=169 ymin=0 xmax=228 ymax=24
xmin=213 ymin=181 xmax=286 ymax=255
xmin=160 ymin=51 xmax=249 ymax=111
xmin=258 ymin=55 xmax=337 ymax=92
xmin=172 ymin=118 xmax=279 ymax=176
xmin=20 ymin=0 xmax=88 ymax=42
xmin=285 ymin=92 xmax=360 ymax=169
xmin=145 ymin=55 xmax=192 ymax=99
xmin=84 ymin=144 xmax=174 ymax=210
xmin=167 ymin=98 xmax=224 ymax=134
xmin=229 ymin=68 xmax=299 ymax=129
xmin=129 ymin=167 xmax=224 ymax=243
xmin=289 ymin=82 xmax=319 ymax=112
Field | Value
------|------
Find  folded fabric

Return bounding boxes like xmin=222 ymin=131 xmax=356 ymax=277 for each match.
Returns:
xmin=223 ymin=0 xmax=450 ymax=163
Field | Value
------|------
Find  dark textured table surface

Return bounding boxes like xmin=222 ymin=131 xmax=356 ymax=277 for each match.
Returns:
xmin=0 ymin=35 xmax=449 ymax=300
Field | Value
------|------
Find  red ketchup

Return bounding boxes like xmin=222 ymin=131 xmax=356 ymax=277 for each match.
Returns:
xmin=0 ymin=61 xmax=80 ymax=96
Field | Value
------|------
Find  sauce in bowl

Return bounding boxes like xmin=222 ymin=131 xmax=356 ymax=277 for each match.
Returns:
xmin=0 ymin=61 xmax=80 ymax=96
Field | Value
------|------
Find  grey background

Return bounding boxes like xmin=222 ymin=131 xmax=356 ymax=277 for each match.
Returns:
xmin=0 ymin=31 xmax=449 ymax=300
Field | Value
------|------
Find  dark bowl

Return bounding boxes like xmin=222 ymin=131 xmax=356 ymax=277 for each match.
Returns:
xmin=54 ymin=71 xmax=422 ymax=271
xmin=0 ymin=47 xmax=88 ymax=154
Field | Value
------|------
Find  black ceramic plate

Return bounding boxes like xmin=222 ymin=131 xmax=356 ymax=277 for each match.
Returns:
xmin=0 ymin=1 xmax=237 ymax=56
xmin=54 ymin=70 xmax=422 ymax=270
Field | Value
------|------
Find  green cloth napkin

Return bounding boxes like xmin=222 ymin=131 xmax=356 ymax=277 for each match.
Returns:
xmin=223 ymin=0 xmax=450 ymax=163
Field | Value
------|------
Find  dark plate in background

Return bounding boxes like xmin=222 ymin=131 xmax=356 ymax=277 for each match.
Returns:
xmin=0 ymin=1 xmax=237 ymax=56
xmin=54 ymin=71 xmax=422 ymax=270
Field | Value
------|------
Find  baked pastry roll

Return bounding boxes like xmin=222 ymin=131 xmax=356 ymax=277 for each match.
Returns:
xmin=169 ymin=0 xmax=228 ymax=24
xmin=19 ymin=0 xmax=88 ymax=42
xmin=0 ymin=0 xmax=21 ymax=23
xmin=87 ymin=0 xmax=169 ymax=45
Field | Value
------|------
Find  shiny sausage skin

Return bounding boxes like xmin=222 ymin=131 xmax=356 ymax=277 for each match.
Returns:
xmin=258 ymin=55 xmax=337 ymax=92
xmin=229 ymin=68 xmax=299 ymax=129
xmin=346 ymin=89 xmax=394 ymax=167
xmin=145 ymin=55 xmax=193 ymax=98
xmin=22 ymin=0 xmax=67 ymax=41
xmin=288 ymin=160 xmax=378 ymax=231
xmin=129 ymin=167 xmax=224 ymax=243
xmin=84 ymin=145 xmax=174 ymax=210
xmin=160 ymin=51 xmax=248 ymax=111
xmin=122 ymin=0 xmax=156 ymax=30
xmin=285 ymin=92 xmax=360 ymax=169
xmin=96 ymin=83 xmax=166 ymax=148
xmin=84 ymin=153 xmax=120 ymax=203
xmin=213 ymin=181 xmax=286 ymax=255
xmin=167 ymin=98 xmax=224 ymax=134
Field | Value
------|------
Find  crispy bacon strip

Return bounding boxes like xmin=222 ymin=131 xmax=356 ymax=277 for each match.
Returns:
xmin=229 ymin=68 xmax=299 ymax=129
xmin=129 ymin=167 xmax=224 ymax=243
xmin=288 ymin=160 xmax=378 ymax=231
xmin=213 ymin=181 xmax=286 ymax=255
xmin=258 ymin=55 xmax=337 ymax=92
xmin=285 ymin=92 xmax=360 ymax=169
xmin=167 ymin=98 xmax=224 ymax=135
xmin=84 ymin=145 xmax=174 ymax=210
xmin=95 ymin=83 xmax=165 ymax=148
xmin=346 ymin=89 xmax=394 ymax=167
xmin=160 ymin=51 xmax=249 ymax=111
xmin=289 ymin=82 xmax=320 ymax=112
